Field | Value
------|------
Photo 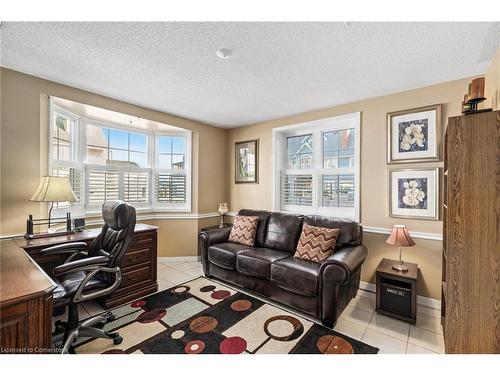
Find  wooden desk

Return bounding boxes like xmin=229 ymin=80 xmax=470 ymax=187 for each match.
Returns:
xmin=1 ymin=223 xmax=159 ymax=352
xmin=0 ymin=239 xmax=56 ymax=353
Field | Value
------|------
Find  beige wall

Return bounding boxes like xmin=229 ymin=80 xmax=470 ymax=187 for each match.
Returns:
xmin=227 ymin=76 xmax=482 ymax=300
xmin=0 ymin=68 xmax=228 ymax=258
xmin=485 ymin=49 xmax=500 ymax=110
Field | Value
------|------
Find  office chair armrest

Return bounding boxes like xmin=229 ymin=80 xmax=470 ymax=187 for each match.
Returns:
xmin=53 ymin=255 xmax=109 ymax=276
xmin=39 ymin=241 xmax=88 ymax=256
xmin=73 ymin=266 xmax=123 ymax=304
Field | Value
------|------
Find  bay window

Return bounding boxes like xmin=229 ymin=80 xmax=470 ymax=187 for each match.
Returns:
xmin=273 ymin=112 xmax=360 ymax=221
xmin=49 ymin=100 xmax=191 ymax=216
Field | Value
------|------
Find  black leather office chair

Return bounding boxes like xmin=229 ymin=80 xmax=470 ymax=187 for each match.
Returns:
xmin=41 ymin=200 xmax=136 ymax=353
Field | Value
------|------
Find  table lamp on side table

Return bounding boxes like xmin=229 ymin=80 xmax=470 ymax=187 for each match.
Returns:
xmin=218 ymin=203 xmax=229 ymax=228
xmin=386 ymin=224 xmax=415 ymax=272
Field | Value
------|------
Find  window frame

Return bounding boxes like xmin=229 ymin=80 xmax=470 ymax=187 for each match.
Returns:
xmin=153 ymin=132 xmax=192 ymax=212
xmin=49 ymin=103 xmax=84 ymax=216
xmin=48 ymin=99 xmax=192 ymax=216
xmin=272 ymin=112 xmax=361 ymax=221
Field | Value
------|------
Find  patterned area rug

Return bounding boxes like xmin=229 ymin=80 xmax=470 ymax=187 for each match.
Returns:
xmin=75 ymin=277 xmax=378 ymax=354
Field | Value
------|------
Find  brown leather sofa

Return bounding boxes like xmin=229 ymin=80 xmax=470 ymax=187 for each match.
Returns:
xmin=199 ymin=209 xmax=367 ymax=327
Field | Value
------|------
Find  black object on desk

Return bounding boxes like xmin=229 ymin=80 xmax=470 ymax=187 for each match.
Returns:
xmin=376 ymin=258 xmax=418 ymax=323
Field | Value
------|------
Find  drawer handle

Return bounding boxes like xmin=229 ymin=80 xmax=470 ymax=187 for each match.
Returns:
xmin=128 ymin=255 xmax=142 ymax=262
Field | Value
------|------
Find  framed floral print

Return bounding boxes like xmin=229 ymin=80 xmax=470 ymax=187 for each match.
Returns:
xmin=235 ymin=139 xmax=259 ymax=184
xmin=389 ymin=168 xmax=440 ymax=220
xmin=387 ymin=104 xmax=442 ymax=164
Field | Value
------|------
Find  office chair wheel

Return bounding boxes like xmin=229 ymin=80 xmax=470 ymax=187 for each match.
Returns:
xmin=106 ymin=314 xmax=116 ymax=323
xmin=113 ymin=336 xmax=123 ymax=345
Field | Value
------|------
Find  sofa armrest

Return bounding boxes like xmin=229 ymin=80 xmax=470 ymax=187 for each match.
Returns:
xmin=200 ymin=227 xmax=232 ymax=247
xmin=319 ymin=245 xmax=367 ymax=285
xmin=199 ymin=227 xmax=232 ymax=275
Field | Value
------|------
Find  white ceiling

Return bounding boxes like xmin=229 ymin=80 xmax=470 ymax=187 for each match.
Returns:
xmin=1 ymin=22 xmax=499 ymax=128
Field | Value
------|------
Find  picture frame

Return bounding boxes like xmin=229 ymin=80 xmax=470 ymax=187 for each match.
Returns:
xmin=235 ymin=139 xmax=259 ymax=184
xmin=387 ymin=104 xmax=442 ymax=164
xmin=389 ymin=168 xmax=440 ymax=220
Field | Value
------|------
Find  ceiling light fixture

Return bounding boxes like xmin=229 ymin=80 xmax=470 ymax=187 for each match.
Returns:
xmin=216 ymin=48 xmax=233 ymax=59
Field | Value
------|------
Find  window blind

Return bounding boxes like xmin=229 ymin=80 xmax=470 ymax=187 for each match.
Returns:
xmin=322 ymin=174 xmax=355 ymax=207
xmin=282 ymin=174 xmax=313 ymax=206
xmin=156 ymin=174 xmax=186 ymax=203
xmin=87 ymin=169 xmax=119 ymax=206
xmin=124 ymin=171 xmax=149 ymax=204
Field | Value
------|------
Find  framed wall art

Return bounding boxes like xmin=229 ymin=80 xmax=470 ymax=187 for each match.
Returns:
xmin=387 ymin=104 xmax=442 ymax=164
xmin=389 ymin=168 xmax=440 ymax=220
xmin=235 ymin=139 xmax=259 ymax=184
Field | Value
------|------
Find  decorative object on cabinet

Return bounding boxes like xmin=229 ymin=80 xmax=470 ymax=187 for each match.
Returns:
xmin=376 ymin=258 xmax=417 ymax=323
xmin=24 ymin=213 xmax=73 ymax=240
xmin=235 ymin=139 xmax=259 ymax=183
xmin=73 ymin=217 xmax=85 ymax=232
xmin=441 ymin=110 xmax=500 ymax=354
xmin=218 ymin=202 xmax=229 ymax=228
xmin=387 ymin=104 xmax=442 ymax=164
xmin=461 ymin=77 xmax=493 ymax=115
xmin=385 ymin=225 xmax=415 ymax=272
xmin=388 ymin=168 xmax=440 ymax=220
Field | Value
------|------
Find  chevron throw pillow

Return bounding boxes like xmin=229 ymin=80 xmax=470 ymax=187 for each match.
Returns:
xmin=228 ymin=215 xmax=259 ymax=246
xmin=294 ymin=223 xmax=340 ymax=263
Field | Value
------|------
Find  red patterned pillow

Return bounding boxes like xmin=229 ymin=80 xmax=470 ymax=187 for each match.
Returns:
xmin=228 ymin=215 xmax=259 ymax=246
xmin=294 ymin=223 xmax=340 ymax=263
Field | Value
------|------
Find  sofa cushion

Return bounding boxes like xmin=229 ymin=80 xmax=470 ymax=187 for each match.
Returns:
xmin=208 ymin=242 xmax=252 ymax=270
xmin=304 ymin=215 xmax=362 ymax=249
xmin=271 ymin=257 xmax=321 ymax=297
xmin=263 ymin=212 xmax=304 ymax=253
xmin=238 ymin=209 xmax=271 ymax=247
xmin=294 ymin=223 xmax=340 ymax=263
xmin=228 ymin=215 xmax=259 ymax=246
xmin=237 ymin=248 xmax=290 ymax=279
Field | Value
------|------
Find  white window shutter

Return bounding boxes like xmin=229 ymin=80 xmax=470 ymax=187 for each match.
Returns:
xmin=282 ymin=174 xmax=313 ymax=207
xmin=156 ymin=173 xmax=186 ymax=203
xmin=87 ymin=169 xmax=119 ymax=206
xmin=124 ymin=171 xmax=150 ymax=204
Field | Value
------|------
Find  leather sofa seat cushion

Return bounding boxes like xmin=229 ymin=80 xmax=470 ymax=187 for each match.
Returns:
xmin=271 ymin=257 xmax=320 ymax=297
xmin=304 ymin=215 xmax=362 ymax=249
xmin=237 ymin=248 xmax=290 ymax=279
xmin=208 ymin=243 xmax=253 ymax=270
xmin=264 ymin=212 xmax=304 ymax=253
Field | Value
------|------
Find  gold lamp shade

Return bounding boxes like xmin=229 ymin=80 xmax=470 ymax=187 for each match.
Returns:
xmin=30 ymin=176 xmax=77 ymax=203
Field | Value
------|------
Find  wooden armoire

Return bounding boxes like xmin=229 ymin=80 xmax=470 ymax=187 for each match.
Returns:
xmin=441 ymin=110 xmax=500 ymax=353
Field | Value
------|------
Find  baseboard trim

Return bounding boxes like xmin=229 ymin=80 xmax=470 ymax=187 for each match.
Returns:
xmin=158 ymin=256 xmax=200 ymax=263
xmin=359 ymin=281 xmax=441 ymax=311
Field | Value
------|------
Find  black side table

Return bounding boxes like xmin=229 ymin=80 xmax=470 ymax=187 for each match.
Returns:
xmin=200 ymin=223 xmax=232 ymax=232
xmin=376 ymin=258 xmax=418 ymax=323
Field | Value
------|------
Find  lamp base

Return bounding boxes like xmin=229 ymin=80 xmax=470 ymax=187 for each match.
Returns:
xmin=392 ymin=263 xmax=409 ymax=272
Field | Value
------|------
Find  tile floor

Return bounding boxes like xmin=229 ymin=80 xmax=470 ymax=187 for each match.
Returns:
xmin=74 ymin=258 xmax=444 ymax=354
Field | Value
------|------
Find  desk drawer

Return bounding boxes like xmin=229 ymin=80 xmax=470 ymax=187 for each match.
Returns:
xmin=130 ymin=233 xmax=154 ymax=247
xmin=120 ymin=264 xmax=151 ymax=288
xmin=123 ymin=248 xmax=152 ymax=267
